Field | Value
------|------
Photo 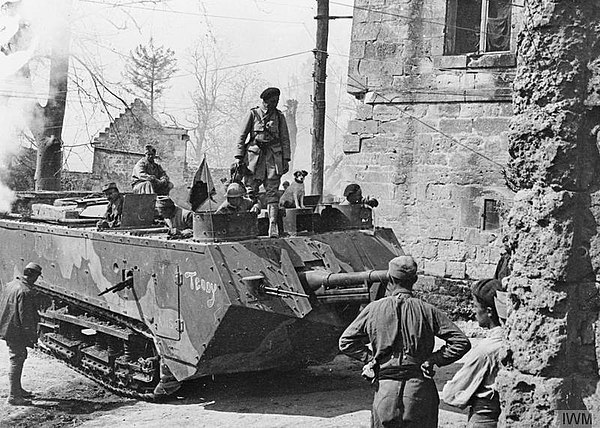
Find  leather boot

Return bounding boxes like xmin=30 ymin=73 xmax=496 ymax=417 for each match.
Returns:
xmin=268 ymin=203 xmax=279 ymax=238
xmin=8 ymin=352 xmax=24 ymax=400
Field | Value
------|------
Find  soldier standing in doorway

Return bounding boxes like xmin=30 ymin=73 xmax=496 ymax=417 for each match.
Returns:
xmin=235 ymin=87 xmax=291 ymax=237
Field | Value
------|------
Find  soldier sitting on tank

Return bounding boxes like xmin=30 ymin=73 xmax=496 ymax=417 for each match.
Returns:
xmin=341 ymin=183 xmax=379 ymax=208
xmin=97 ymin=182 xmax=124 ymax=230
xmin=215 ymin=183 xmax=261 ymax=215
xmin=131 ymin=144 xmax=173 ymax=195
xmin=156 ymin=197 xmax=193 ymax=238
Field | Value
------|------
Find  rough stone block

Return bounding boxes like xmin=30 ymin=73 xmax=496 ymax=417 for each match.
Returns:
xmin=446 ymin=261 xmax=466 ymax=279
xmin=348 ymin=80 xmax=367 ymax=96
xmin=347 ymin=119 xmax=379 ymax=135
xmin=473 ymin=117 xmax=511 ymax=136
xmin=436 ymin=74 xmax=460 ymax=89
xmin=438 ymin=241 xmax=467 ymax=262
xmin=373 ymin=105 xmax=400 ymax=122
xmin=424 ymin=260 xmax=446 ymax=277
xmin=434 ymin=55 xmax=467 ymax=69
xmin=452 ymin=227 xmax=466 ymax=241
xmin=347 ymin=120 xmax=363 ymax=134
xmin=352 ymin=22 xmax=380 ymax=42
xmin=429 ymin=225 xmax=454 ymax=240
xmin=421 ymin=241 xmax=439 ymax=259
xmin=467 ymin=53 xmax=516 ymax=68
xmin=356 ymin=103 xmax=374 ymax=120
xmin=343 ymin=134 xmax=361 ymax=153
xmin=465 ymin=262 xmax=496 ymax=279
xmin=436 ymin=103 xmax=461 ymax=118
xmin=425 ymin=183 xmax=452 ymax=200
xmin=465 ymin=228 xmax=497 ymax=246
xmin=497 ymin=371 xmax=564 ymax=428
xmin=439 ymin=118 xmax=472 ymax=135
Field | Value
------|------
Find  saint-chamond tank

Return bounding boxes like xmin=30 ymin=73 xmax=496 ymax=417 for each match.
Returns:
xmin=0 ymin=191 xmax=402 ymax=399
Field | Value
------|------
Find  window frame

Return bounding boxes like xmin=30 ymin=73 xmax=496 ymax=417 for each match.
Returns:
xmin=445 ymin=0 xmax=512 ymax=56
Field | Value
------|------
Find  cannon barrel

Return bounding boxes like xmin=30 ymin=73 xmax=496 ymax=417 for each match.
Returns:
xmin=298 ymin=269 xmax=389 ymax=291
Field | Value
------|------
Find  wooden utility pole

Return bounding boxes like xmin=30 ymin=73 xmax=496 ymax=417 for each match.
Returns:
xmin=311 ymin=0 xmax=329 ymax=196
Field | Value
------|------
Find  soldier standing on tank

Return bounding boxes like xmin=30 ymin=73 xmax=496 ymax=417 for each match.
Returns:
xmin=0 ymin=262 xmax=42 ymax=406
xmin=234 ymin=87 xmax=291 ymax=237
xmin=339 ymin=256 xmax=471 ymax=427
xmin=132 ymin=144 xmax=173 ymax=195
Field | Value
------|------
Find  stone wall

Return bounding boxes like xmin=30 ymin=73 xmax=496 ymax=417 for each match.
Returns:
xmin=61 ymin=171 xmax=94 ymax=191
xmin=91 ymin=99 xmax=189 ymax=192
xmin=344 ymin=0 xmax=522 ymax=279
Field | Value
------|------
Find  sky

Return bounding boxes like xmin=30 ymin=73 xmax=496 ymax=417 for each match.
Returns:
xmin=55 ymin=0 xmax=356 ymax=171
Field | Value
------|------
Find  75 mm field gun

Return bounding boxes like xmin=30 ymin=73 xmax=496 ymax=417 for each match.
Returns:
xmin=0 ymin=192 xmax=402 ymax=399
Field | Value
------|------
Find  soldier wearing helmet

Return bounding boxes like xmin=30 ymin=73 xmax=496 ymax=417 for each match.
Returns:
xmin=156 ymin=197 xmax=194 ymax=238
xmin=215 ymin=182 xmax=261 ymax=215
xmin=0 ymin=262 xmax=43 ymax=405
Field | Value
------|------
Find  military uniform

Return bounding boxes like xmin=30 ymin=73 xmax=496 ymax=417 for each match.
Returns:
xmin=236 ymin=106 xmax=291 ymax=204
xmin=339 ymin=256 xmax=471 ymax=428
xmin=0 ymin=271 xmax=41 ymax=404
xmin=98 ymin=194 xmax=124 ymax=229
xmin=131 ymin=157 xmax=172 ymax=195
xmin=167 ymin=206 xmax=193 ymax=233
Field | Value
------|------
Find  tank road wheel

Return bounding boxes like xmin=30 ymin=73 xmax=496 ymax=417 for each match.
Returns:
xmin=36 ymin=302 xmax=172 ymax=400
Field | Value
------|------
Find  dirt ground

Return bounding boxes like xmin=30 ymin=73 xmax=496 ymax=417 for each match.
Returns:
xmin=0 ymin=332 xmax=477 ymax=428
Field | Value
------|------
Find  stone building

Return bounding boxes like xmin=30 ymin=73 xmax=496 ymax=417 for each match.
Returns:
xmin=343 ymin=0 xmax=523 ymax=279
xmin=89 ymin=98 xmax=190 ymax=193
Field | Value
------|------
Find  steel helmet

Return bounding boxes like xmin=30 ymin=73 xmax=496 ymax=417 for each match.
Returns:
xmin=226 ymin=182 xmax=245 ymax=198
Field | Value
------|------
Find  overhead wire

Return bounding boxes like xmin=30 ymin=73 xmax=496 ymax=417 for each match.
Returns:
xmin=79 ymin=0 xmax=308 ymax=25
xmin=346 ymin=73 xmax=506 ymax=171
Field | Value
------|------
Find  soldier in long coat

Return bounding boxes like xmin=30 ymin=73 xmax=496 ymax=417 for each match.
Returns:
xmin=0 ymin=263 xmax=42 ymax=405
xmin=235 ymin=87 xmax=291 ymax=237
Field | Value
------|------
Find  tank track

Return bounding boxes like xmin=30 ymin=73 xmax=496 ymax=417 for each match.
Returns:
xmin=34 ymin=284 xmax=165 ymax=401
xmin=37 ymin=345 xmax=158 ymax=401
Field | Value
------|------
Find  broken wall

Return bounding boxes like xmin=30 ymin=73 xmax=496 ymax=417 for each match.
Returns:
xmin=91 ymin=99 xmax=189 ymax=193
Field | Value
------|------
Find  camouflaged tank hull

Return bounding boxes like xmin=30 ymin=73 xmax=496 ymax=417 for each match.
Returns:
xmin=0 ymin=218 xmax=402 ymax=397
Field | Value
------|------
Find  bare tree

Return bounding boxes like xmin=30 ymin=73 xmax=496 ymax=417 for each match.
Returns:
xmin=124 ymin=38 xmax=177 ymax=116
xmin=187 ymin=38 xmax=267 ymax=167
xmin=188 ymin=40 xmax=229 ymax=161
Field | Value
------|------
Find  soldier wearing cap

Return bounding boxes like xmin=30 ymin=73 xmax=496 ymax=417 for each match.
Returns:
xmin=340 ymin=183 xmax=379 ymax=208
xmin=215 ymin=183 xmax=261 ymax=215
xmin=97 ymin=182 xmax=124 ymax=230
xmin=0 ymin=262 xmax=43 ymax=405
xmin=339 ymin=255 xmax=470 ymax=427
xmin=235 ymin=87 xmax=291 ymax=237
xmin=156 ymin=197 xmax=194 ymax=238
xmin=132 ymin=144 xmax=173 ymax=195
xmin=442 ymin=279 xmax=506 ymax=426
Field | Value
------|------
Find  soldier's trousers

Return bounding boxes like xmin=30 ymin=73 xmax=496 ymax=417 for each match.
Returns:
xmin=132 ymin=181 xmax=173 ymax=196
xmin=245 ymin=176 xmax=281 ymax=205
xmin=371 ymin=378 xmax=439 ymax=428
xmin=6 ymin=340 xmax=27 ymax=399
